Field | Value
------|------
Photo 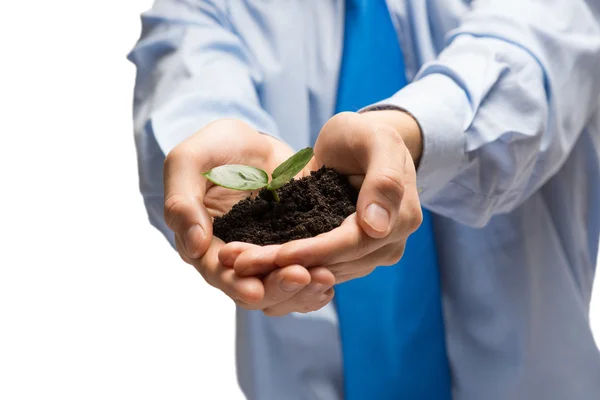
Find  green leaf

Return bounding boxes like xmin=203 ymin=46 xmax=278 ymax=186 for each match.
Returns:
xmin=202 ymin=165 xmax=269 ymax=191
xmin=268 ymin=147 xmax=314 ymax=190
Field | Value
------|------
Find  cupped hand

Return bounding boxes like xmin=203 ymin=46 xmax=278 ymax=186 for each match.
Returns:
xmin=163 ymin=119 xmax=333 ymax=311
xmin=220 ymin=111 xmax=425 ymax=316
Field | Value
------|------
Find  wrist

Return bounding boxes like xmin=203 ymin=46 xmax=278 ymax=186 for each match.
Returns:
xmin=361 ymin=109 xmax=423 ymax=167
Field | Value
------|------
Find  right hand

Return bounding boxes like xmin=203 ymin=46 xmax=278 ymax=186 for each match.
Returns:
xmin=163 ymin=119 xmax=334 ymax=310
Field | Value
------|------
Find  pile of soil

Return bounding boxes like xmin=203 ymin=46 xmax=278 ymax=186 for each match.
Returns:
xmin=213 ymin=167 xmax=358 ymax=245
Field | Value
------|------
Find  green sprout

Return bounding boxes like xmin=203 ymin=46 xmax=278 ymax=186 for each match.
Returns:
xmin=202 ymin=147 xmax=314 ymax=202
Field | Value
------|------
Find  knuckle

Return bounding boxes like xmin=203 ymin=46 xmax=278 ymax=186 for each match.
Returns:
xmin=364 ymin=265 xmax=377 ymax=276
xmin=163 ymin=194 xmax=191 ymax=229
xmin=401 ymin=202 xmax=423 ymax=234
xmin=322 ymin=112 xmax=358 ymax=141
xmin=298 ymin=303 xmax=317 ymax=314
xmin=263 ymin=305 xmax=297 ymax=316
xmin=297 ymin=293 xmax=317 ymax=305
xmin=262 ymin=308 xmax=281 ymax=317
xmin=289 ymin=294 xmax=322 ymax=313
xmin=353 ymin=237 xmax=372 ymax=260
xmin=265 ymin=287 xmax=284 ymax=303
xmin=299 ymin=289 xmax=334 ymax=313
xmin=374 ymin=123 xmax=403 ymax=145
xmin=163 ymin=148 xmax=176 ymax=169
xmin=235 ymin=300 xmax=263 ymax=311
xmin=164 ymin=143 xmax=192 ymax=169
xmin=300 ymin=297 xmax=332 ymax=313
xmin=354 ymin=265 xmax=376 ymax=278
xmin=384 ymin=245 xmax=405 ymax=266
xmin=373 ymin=167 xmax=405 ymax=205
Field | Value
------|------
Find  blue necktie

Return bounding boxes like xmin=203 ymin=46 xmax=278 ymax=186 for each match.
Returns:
xmin=332 ymin=1 xmax=452 ymax=399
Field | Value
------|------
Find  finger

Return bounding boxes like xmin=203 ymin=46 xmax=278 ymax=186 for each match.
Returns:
xmin=231 ymin=265 xmax=312 ymax=311
xmin=189 ymin=236 xmax=265 ymax=304
xmin=326 ymin=242 xmax=405 ymax=284
xmin=234 ymin=245 xmax=282 ymax=277
xmin=262 ymin=267 xmax=335 ymax=316
xmin=263 ymin=288 xmax=334 ymax=317
xmin=219 ymin=242 xmax=258 ymax=267
xmin=394 ymin=148 xmax=424 ymax=235
xmin=163 ymin=143 xmax=213 ymax=259
xmin=262 ymin=265 xmax=311 ymax=305
xmin=354 ymin=124 xmax=407 ymax=239
xmin=274 ymin=213 xmax=387 ymax=268
xmin=217 ymin=268 xmax=265 ymax=304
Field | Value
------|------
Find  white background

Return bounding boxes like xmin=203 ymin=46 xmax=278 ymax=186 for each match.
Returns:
xmin=0 ymin=1 xmax=598 ymax=399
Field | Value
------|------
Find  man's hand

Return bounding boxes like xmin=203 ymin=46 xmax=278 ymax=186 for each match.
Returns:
xmin=220 ymin=110 xmax=424 ymax=316
xmin=163 ymin=119 xmax=334 ymax=311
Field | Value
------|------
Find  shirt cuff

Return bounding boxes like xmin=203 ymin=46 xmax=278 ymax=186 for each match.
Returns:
xmin=364 ymin=73 xmax=470 ymax=201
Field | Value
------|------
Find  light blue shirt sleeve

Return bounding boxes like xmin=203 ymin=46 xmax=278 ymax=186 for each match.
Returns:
xmin=128 ymin=0 xmax=280 ymax=157
xmin=376 ymin=0 xmax=600 ymax=227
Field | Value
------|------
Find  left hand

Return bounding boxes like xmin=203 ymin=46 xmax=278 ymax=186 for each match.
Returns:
xmin=219 ymin=110 xmax=425 ymax=316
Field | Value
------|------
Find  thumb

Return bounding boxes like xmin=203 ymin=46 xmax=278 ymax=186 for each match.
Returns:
xmin=356 ymin=124 xmax=407 ymax=239
xmin=163 ymin=119 xmax=277 ymax=259
xmin=163 ymin=144 xmax=213 ymax=260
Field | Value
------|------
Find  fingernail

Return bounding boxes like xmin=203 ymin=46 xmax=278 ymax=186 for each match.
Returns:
xmin=280 ymin=279 xmax=304 ymax=292
xmin=364 ymin=203 xmax=390 ymax=233
xmin=184 ymin=224 xmax=205 ymax=258
xmin=306 ymin=283 xmax=329 ymax=294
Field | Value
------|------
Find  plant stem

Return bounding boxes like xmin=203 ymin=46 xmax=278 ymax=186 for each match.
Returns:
xmin=270 ymin=188 xmax=280 ymax=202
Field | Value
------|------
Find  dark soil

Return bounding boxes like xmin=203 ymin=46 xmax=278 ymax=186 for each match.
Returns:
xmin=213 ymin=167 xmax=358 ymax=245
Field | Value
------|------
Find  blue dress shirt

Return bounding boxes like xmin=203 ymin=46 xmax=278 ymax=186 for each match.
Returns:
xmin=128 ymin=1 xmax=600 ymax=399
